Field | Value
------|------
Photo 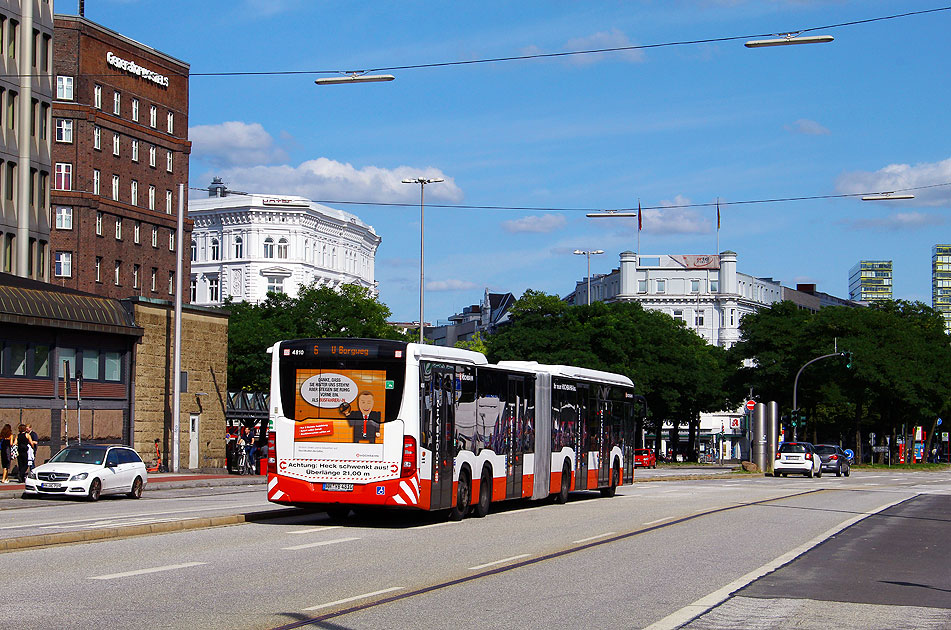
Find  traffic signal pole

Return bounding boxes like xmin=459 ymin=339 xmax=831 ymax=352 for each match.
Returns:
xmin=792 ymin=351 xmax=851 ymax=441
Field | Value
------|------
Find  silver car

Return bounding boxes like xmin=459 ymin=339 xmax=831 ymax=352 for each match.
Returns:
xmin=773 ymin=442 xmax=822 ymax=478
xmin=814 ymin=444 xmax=851 ymax=477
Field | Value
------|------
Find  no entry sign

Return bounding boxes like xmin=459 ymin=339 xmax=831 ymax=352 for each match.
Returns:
xmin=745 ymin=400 xmax=756 ymax=412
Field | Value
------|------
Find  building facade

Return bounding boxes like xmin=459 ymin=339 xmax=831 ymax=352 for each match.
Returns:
xmin=49 ymin=14 xmax=191 ymax=300
xmin=848 ymin=260 xmax=892 ymax=303
xmin=425 ymin=289 xmax=516 ymax=346
xmin=0 ymin=0 xmax=54 ymax=280
xmin=187 ymin=180 xmax=380 ymax=306
xmin=932 ymin=245 xmax=951 ymax=334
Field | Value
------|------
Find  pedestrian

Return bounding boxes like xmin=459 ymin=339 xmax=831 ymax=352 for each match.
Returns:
xmin=1 ymin=423 xmax=15 ymax=483
xmin=16 ymin=424 xmax=36 ymax=483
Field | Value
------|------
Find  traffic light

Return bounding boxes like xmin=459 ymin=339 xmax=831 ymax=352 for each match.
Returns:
xmin=843 ymin=350 xmax=853 ymax=369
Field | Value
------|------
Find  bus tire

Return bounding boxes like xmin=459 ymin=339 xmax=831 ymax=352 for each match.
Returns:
xmin=554 ymin=460 xmax=571 ymax=504
xmin=600 ymin=460 xmax=619 ymax=498
xmin=449 ymin=469 xmax=472 ymax=521
xmin=473 ymin=469 xmax=491 ymax=518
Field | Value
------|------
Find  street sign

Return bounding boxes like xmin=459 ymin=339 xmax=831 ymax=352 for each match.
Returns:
xmin=844 ymin=449 xmax=855 ymax=461
xmin=730 ymin=418 xmax=741 ymax=429
xmin=873 ymin=446 xmax=887 ymax=453
xmin=943 ymin=432 xmax=949 ymax=441
xmin=745 ymin=400 xmax=756 ymax=411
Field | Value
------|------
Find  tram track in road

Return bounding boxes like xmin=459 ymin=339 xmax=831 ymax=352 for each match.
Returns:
xmin=269 ymin=487 xmax=835 ymax=630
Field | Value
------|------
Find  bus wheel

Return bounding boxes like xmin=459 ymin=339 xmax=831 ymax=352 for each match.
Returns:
xmin=600 ymin=462 xmax=619 ymax=498
xmin=449 ymin=470 xmax=471 ymax=521
xmin=472 ymin=471 xmax=491 ymax=518
xmin=554 ymin=461 xmax=571 ymax=504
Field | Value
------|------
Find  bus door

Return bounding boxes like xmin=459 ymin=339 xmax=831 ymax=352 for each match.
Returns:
xmin=505 ymin=376 xmax=525 ymax=499
xmin=598 ymin=399 xmax=612 ymax=486
xmin=575 ymin=385 xmax=589 ymax=489
xmin=425 ymin=365 xmax=456 ymax=510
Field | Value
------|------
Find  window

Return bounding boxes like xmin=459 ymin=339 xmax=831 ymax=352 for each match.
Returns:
xmin=656 ymin=279 xmax=666 ymax=294
xmin=695 ymin=311 xmax=705 ymax=327
xmin=277 ymin=238 xmax=288 ymax=259
xmin=208 ymin=277 xmax=219 ymax=302
xmin=4 ymin=162 xmax=14 ymax=200
xmin=149 ymin=105 xmax=156 ymax=128
xmin=166 ymin=151 xmax=172 ymax=173
xmin=167 ymin=111 xmax=174 ymax=134
xmin=267 ymin=277 xmax=284 ymax=294
xmin=673 ymin=309 xmax=684 ymax=322
xmin=56 ymin=76 xmax=73 ymax=100
xmin=691 ymin=279 xmax=700 ymax=293
xmin=166 ymin=190 xmax=172 ymax=214
xmin=33 ymin=345 xmax=49 ymax=377
xmin=96 ymin=212 xmax=103 ymax=236
xmin=113 ymin=91 xmax=121 ymax=115
xmin=710 ymin=279 xmax=719 ymax=293
xmin=210 ymin=238 xmax=220 ymax=261
xmin=111 ymin=175 xmax=119 ymax=201
xmin=54 ymin=251 xmax=71 ymax=277
xmin=55 ymin=118 xmax=72 ymax=142
xmin=130 ymin=180 xmax=138 ymax=206
xmin=133 ymin=264 xmax=140 ymax=289
xmin=54 ymin=163 xmax=71 ymax=191
xmin=112 ymin=133 xmax=119 ymax=156
xmin=115 ymin=218 xmax=122 ymax=240
xmin=94 ymin=85 xmax=102 ymax=109
xmin=7 ymin=90 xmax=16 ymax=130
xmin=82 ymin=349 xmax=99 ymax=380
xmin=131 ymin=139 xmax=139 ymax=162
xmin=150 ymin=267 xmax=156 ymax=291
xmin=55 ymin=206 xmax=72 ymax=229
xmin=263 ymin=237 xmax=274 ymax=258
xmin=169 ymin=230 xmax=175 ymax=251
xmin=190 ymin=240 xmax=197 ymax=262
xmin=39 ymin=103 xmax=49 ymax=140
xmin=93 ymin=169 xmax=100 ymax=195
xmin=168 ymin=271 xmax=175 ymax=295
xmin=9 ymin=344 xmax=25 ymax=376
xmin=104 ymin=351 xmax=121 ymax=381
xmin=151 ymin=227 xmax=157 ymax=248
xmin=93 ymin=125 xmax=101 ymax=150
xmin=233 ymin=236 xmax=243 ymax=259
xmin=189 ymin=279 xmax=197 ymax=302
xmin=134 ymin=221 xmax=140 ymax=244
xmin=148 ymin=186 xmax=155 ymax=211
xmin=149 ymin=145 xmax=156 ymax=167
xmin=95 ymin=256 xmax=101 ymax=282
xmin=131 ymin=98 xmax=139 ymax=122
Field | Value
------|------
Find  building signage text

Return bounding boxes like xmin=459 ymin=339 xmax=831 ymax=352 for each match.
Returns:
xmin=106 ymin=51 xmax=169 ymax=87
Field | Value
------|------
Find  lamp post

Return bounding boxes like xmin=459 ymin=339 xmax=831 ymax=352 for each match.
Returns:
xmin=573 ymin=249 xmax=604 ymax=306
xmin=402 ymin=177 xmax=444 ymax=343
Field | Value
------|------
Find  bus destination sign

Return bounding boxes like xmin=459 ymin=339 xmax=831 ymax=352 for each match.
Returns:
xmin=311 ymin=343 xmax=378 ymax=359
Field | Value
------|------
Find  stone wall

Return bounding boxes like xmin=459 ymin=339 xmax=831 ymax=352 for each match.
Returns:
xmin=131 ymin=299 xmax=228 ymax=470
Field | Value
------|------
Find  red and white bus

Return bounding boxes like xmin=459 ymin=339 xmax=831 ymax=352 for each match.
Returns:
xmin=265 ymin=338 xmax=644 ymax=519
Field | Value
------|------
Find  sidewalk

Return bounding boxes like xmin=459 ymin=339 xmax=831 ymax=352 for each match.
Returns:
xmin=0 ymin=470 xmax=266 ymax=499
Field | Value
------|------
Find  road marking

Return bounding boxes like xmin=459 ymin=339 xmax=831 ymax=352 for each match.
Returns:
xmin=409 ymin=521 xmax=454 ymax=530
xmin=287 ymin=525 xmax=342 ymax=535
xmin=643 ymin=516 xmax=674 ymax=525
xmin=0 ymin=502 xmax=268 ymax=531
xmin=643 ymin=494 xmax=912 ymax=630
xmin=573 ymin=531 xmax=616 ymax=544
xmin=283 ymin=536 xmax=360 ymax=551
xmin=303 ymin=587 xmax=404 ymax=612
xmin=468 ymin=554 xmax=530 ymax=571
xmin=89 ymin=562 xmax=207 ymax=580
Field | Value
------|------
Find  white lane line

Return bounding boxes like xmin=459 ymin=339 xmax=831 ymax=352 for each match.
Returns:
xmin=0 ymin=502 xmax=267 ymax=531
xmin=410 ymin=521 xmax=454 ymax=530
xmin=287 ymin=525 xmax=342 ymax=535
xmin=303 ymin=587 xmax=404 ymax=612
xmin=573 ymin=531 xmax=616 ymax=544
xmin=283 ymin=536 xmax=360 ymax=551
xmin=643 ymin=494 xmax=912 ymax=630
xmin=89 ymin=562 xmax=207 ymax=580
xmin=643 ymin=516 xmax=674 ymax=526
xmin=468 ymin=554 xmax=530 ymax=571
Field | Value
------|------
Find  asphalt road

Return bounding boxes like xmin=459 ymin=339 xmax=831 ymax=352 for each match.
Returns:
xmin=0 ymin=470 xmax=948 ymax=629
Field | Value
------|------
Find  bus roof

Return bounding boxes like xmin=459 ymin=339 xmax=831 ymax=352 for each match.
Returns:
xmin=409 ymin=342 xmax=489 ymax=366
xmin=495 ymin=361 xmax=633 ymax=387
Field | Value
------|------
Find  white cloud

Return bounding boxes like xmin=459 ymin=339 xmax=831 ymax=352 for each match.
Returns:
xmin=563 ymin=29 xmax=645 ymax=66
xmin=501 ymin=214 xmax=566 ymax=234
xmin=202 ymin=159 xmax=463 ymax=204
xmin=845 ymin=212 xmax=945 ymax=231
xmin=646 ymin=195 xmax=711 ymax=234
xmin=835 ymin=158 xmax=951 ymax=207
xmin=189 ymin=121 xmax=289 ymax=168
xmin=427 ymin=279 xmax=481 ymax=292
xmin=786 ymin=118 xmax=830 ymax=136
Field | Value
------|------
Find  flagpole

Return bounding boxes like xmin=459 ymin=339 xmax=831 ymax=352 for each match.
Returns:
xmin=637 ymin=199 xmax=642 ymax=258
xmin=716 ymin=197 xmax=720 ymax=254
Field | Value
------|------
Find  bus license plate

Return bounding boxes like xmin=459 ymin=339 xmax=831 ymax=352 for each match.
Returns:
xmin=323 ymin=483 xmax=353 ymax=492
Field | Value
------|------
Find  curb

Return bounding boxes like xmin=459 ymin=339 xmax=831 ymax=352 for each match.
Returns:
xmin=0 ymin=507 xmax=309 ymax=554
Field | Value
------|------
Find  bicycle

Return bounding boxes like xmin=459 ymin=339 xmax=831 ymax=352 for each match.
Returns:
xmin=234 ymin=447 xmax=254 ymax=475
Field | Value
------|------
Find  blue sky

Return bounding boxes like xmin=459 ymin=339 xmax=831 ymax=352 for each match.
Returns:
xmin=63 ymin=1 xmax=951 ymax=323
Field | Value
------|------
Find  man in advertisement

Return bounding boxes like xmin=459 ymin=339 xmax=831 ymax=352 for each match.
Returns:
xmin=346 ymin=391 xmax=381 ymax=443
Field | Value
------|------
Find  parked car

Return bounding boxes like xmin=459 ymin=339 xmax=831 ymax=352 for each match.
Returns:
xmin=814 ymin=444 xmax=851 ymax=477
xmin=634 ymin=448 xmax=657 ymax=468
xmin=773 ymin=442 xmax=822 ymax=478
xmin=23 ymin=444 xmax=147 ymax=501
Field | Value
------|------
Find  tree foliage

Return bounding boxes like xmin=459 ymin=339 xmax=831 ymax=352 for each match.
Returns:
xmin=227 ymin=284 xmax=408 ymax=391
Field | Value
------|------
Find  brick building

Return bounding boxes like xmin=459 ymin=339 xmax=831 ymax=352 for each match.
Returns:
xmin=49 ymin=14 xmax=191 ymax=300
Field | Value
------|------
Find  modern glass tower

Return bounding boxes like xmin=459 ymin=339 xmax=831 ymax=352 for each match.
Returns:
xmin=932 ymin=245 xmax=951 ymax=333
xmin=848 ymin=260 xmax=892 ymax=302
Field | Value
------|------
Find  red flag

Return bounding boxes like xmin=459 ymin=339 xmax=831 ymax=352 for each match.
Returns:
xmin=638 ymin=201 xmax=642 ymax=231
xmin=717 ymin=199 xmax=720 ymax=230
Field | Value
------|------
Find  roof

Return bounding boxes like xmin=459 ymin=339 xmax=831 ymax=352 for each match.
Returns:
xmin=0 ymin=274 xmax=142 ymax=337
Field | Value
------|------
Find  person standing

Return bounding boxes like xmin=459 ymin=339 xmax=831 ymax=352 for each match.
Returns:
xmin=0 ymin=424 xmax=14 ymax=483
xmin=16 ymin=425 xmax=36 ymax=483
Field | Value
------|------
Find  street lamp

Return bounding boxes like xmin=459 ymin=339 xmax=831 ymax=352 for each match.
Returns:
xmin=861 ymin=192 xmax=915 ymax=201
xmin=315 ymin=73 xmax=396 ymax=85
xmin=402 ymin=177 xmax=444 ymax=344
xmin=745 ymin=34 xmax=834 ymax=48
xmin=573 ymin=249 xmax=604 ymax=306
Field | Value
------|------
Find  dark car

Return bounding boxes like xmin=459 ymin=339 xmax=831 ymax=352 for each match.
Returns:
xmin=814 ymin=444 xmax=851 ymax=477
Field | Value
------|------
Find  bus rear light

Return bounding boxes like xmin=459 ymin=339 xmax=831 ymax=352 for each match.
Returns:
xmin=401 ymin=436 xmax=417 ymax=478
xmin=267 ymin=430 xmax=277 ymax=474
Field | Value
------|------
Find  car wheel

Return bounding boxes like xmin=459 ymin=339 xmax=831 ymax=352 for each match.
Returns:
xmin=554 ymin=461 xmax=571 ymax=504
xmin=816 ymin=467 xmax=822 ymax=478
xmin=781 ymin=473 xmax=787 ymax=477
xmin=128 ymin=476 xmax=143 ymax=499
xmin=844 ymin=467 xmax=850 ymax=477
xmin=473 ymin=471 xmax=491 ymax=518
xmin=449 ymin=470 xmax=471 ymax=521
xmin=87 ymin=478 xmax=102 ymax=502
xmin=806 ymin=467 xmax=814 ymax=478
xmin=835 ymin=465 xmax=842 ymax=477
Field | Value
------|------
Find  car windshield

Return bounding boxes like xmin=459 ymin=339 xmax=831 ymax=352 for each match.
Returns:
xmin=635 ymin=449 xmax=650 ymax=454
xmin=48 ymin=446 xmax=108 ymax=465
xmin=813 ymin=445 xmax=837 ymax=454
xmin=779 ymin=443 xmax=807 ymax=453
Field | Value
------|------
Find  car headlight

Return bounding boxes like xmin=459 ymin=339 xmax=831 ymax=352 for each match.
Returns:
xmin=69 ymin=472 xmax=88 ymax=481
xmin=27 ymin=471 xmax=37 ymax=480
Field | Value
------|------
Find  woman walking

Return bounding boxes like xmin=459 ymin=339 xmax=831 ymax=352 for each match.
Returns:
xmin=0 ymin=424 xmax=14 ymax=483
xmin=16 ymin=424 xmax=35 ymax=483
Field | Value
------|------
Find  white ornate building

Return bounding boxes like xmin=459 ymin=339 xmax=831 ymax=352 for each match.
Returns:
xmin=188 ymin=179 xmax=380 ymax=306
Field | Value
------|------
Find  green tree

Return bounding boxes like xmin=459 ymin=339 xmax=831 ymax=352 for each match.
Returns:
xmin=227 ymin=284 xmax=408 ymax=391
xmin=454 ymin=331 xmax=488 ymax=354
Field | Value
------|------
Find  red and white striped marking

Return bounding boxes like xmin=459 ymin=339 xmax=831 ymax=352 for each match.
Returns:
xmin=391 ymin=474 xmax=419 ymax=506
xmin=268 ymin=476 xmax=285 ymax=502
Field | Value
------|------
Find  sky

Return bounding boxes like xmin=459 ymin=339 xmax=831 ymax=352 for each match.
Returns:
xmin=60 ymin=0 xmax=951 ymax=323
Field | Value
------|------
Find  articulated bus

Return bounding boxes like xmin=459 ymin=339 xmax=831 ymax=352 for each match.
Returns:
xmin=265 ymin=338 xmax=646 ymax=519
